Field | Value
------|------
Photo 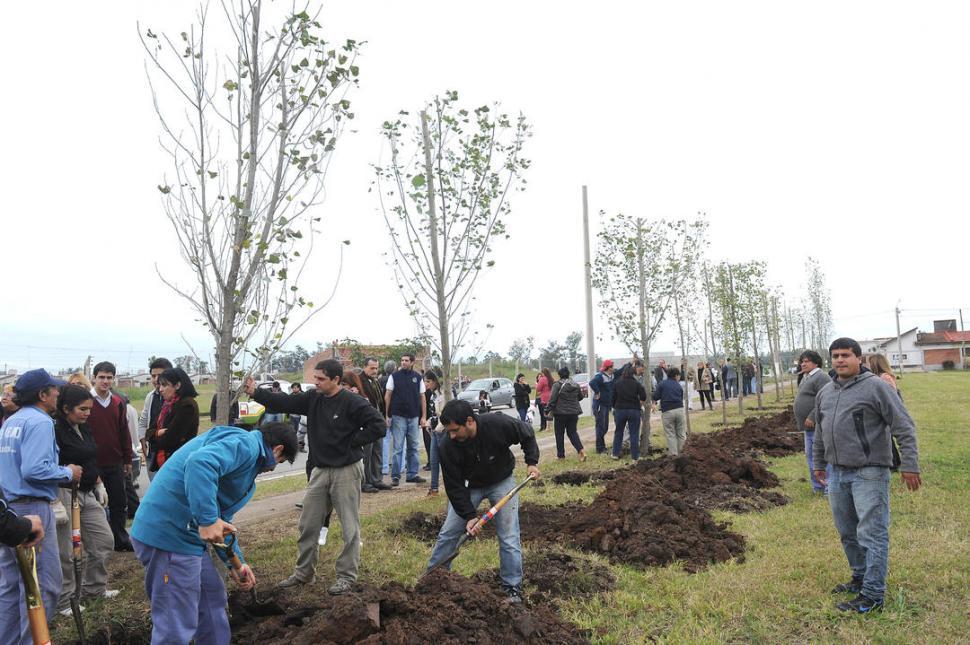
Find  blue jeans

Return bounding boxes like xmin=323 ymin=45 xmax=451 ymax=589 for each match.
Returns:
xmin=390 ymin=416 xmax=421 ymax=480
xmin=516 ymin=407 xmax=529 ymax=422
xmin=0 ymin=500 xmax=60 ymax=645
xmin=262 ymin=412 xmax=284 ymax=425
xmin=827 ymin=465 xmax=891 ymax=602
xmin=426 ymin=474 xmax=522 ymax=590
xmin=428 ymin=431 xmax=443 ymax=491
xmin=804 ymin=430 xmax=831 ymax=493
xmin=594 ymin=404 xmax=612 ymax=453
xmin=612 ymin=408 xmax=641 ymax=459
xmin=132 ymin=538 xmax=230 ymax=645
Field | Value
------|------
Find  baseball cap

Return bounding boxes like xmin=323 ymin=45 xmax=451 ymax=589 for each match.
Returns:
xmin=601 ymin=359 xmax=614 ymax=370
xmin=14 ymin=369 xmax=67 ymax=394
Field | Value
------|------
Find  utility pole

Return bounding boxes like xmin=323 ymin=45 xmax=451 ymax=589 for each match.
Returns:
xmin=895 ymin=302 xmax=905 ymax=377
xmin=960 ymin=308 xmax=966 ymax=370
xmin=582 ymin=185 xmax=596 ymax=377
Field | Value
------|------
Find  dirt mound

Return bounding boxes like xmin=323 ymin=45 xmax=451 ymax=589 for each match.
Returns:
xmin=230 ymin=569 xmax=589 ymax=644
xmin=472 ymin=547 xmax=616 ymax=601
xmin=704 ymin=408 xmax=802 ymax=457
xmin=551 ymin=469 xmax=618 ymax=485
xmin=390 ymin=510 xmax=443 ymax=543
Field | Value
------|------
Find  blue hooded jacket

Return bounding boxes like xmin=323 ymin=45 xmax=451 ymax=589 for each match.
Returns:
xmin=130 ymin=425 xmax=276 ymax=564
xmin=588 ymin=370 xmax=616 ymax=407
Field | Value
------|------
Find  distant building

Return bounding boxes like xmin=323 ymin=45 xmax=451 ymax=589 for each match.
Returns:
xmin=860 ymin=319 xmax=968 ymax=370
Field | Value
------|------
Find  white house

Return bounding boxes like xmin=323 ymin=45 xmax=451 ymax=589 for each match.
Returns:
xmin=858 ymin=327 xmax=923 ymax=370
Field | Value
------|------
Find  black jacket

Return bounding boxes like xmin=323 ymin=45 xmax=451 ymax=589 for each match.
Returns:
xmin=438 ymin=413 xmax=539 ymax=521
xmin=613 ymin=378 xmax=647 ymax=410
xmin=513 ymin=382 xmax=532 ymax=409
xmin=253 ymin=388 xmax=385 ymax=468
xmin=54 ymin=418 xmax=100 ymax=492
xmin=152 ymin=397 xmax=200 ymax=453
xmin=0 ymin=497 xmax=32 ymax=547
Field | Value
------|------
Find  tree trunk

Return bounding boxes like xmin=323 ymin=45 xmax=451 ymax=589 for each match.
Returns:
xmin=420 ymin=111 xmax=453 ymax=402
xmin=726 ymin=266 xmax=744 ymax=416
xmin=750 ymin=310 xmax=763 ymax=409
xmin=767 ymin=298 xmax=782 ymax=402
xmin=636 ymin=221 xmax=652 ymax=448
xmin=673 ymin=292 xmax=691 ymax=435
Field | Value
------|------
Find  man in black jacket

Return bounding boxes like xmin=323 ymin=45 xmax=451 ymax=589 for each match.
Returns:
xmin=246 ymin=359 xmax=385 ymax=595
xmin=0 ymin=497 xmax=43 ymax=548
xmin=425 ymin=400 xmax=540 ymax=604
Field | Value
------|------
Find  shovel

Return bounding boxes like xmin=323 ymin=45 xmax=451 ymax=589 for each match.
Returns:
xmin=215 ymin=533 xmax=284 ymax=617
xmin=15 ymin=545 xmax=51 ymax=645
xmin=70 ymin=484 xmax=86 ymax=644
xmin=421 ymin=473 xmax=536 ymax=580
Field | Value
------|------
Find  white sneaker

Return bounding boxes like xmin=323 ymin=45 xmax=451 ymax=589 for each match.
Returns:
xmin=318 ymin=526 xmax=328 ymax=546
xmin=102 ymin=589 xmax=120 ymax=599
xmin=59 ymin=606 xmax=85 ymax=618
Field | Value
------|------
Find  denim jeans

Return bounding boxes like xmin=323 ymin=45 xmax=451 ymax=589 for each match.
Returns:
xmin=390 ymin=416 xmax=421 ymax=480
xmin=0 ymin=500 xmax=60 ymax=644
xmin=827 ymin=465 xmax=891 ymax=602
xmin=612 ymin=408 xmax=641 ymax=459
xmin=262 ymin=412 xmax=284 ymax=425
xmin=516 ymin=407 xmax=529 ymax=422
xmin=594 ymin=404 xmax=612 ymax=453
xmin=804 ymin=430 xmax=831 ymax=493
xmin=426 ymin=474 xmax=522 ymax=591
xmin=428 ymin=431 xmax=443 ymax=491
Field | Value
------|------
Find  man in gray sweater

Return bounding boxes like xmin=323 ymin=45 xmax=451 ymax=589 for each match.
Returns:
xmin=813 ymin=337 xmax=921 ymax=614
xmin=793 ymin=350 xmax=830 ymax=493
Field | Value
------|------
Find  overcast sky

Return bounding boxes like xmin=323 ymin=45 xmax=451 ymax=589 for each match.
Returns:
xmin=2 ymin=1 xmax=969 ymax=373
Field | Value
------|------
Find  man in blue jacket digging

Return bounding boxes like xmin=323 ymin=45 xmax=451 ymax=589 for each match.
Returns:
xmin=130 ymin=422 xmax=298 ymax=644
xmin=813 ymin=337 xmax=920 ymax=614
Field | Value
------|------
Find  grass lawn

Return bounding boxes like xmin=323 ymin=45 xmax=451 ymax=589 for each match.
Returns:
xmin=55 ymin=372 xmax=969 ymax=643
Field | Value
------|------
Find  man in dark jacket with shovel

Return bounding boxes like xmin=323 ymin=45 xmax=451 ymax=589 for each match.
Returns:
xmin=425 ymin=400 xmax=540 ymax=604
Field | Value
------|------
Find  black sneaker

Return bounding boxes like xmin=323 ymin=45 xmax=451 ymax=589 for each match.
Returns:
xmin=505 ymin=587 xmax=523 ymax=604
xmin=836 ymin=594 xmax=884 ymax=613
xmin=374 ymin=482 xmax=393 ymax=490
xmin=392 ymin=478 xmax=400 ymax=487
xmin=831 ymin=578 xmax=863 ymax=594
xmin=406 ymin=475 xmax=427 ymax=484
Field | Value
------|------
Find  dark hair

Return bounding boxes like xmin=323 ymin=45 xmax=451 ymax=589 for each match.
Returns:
xmin=424 ymin=371 xmax=440 ymax=387
xmin=799 ymin=350 xmax=824 ymax=367
xmin=440 ymin=399 xmax=475 ymax=426
xmin=341 ymin=369 xmax=364 ymax=392
xmin=271 ymin=381 xmax=280 ymax=389
xmin=158 ymin=367 xmax=198 ymax=398
xmin=557 ymin=366 xmax=570 ymax=379
xmin=515 ymin=373 xmax=525 ymax=381
xmin=259 ymin=422 xmax=298 ymax=463
xmin=93 ymin=361 xmax=116 ymax=376
xmin=478 ymin=390 xmax=488 ymax=398
xmin=540 ymin=367 xmax=554 ymax=383
xmin=315 ymin=359 xmax=343 ymax=383
xmin=149 ymin=358 xmax=173 ymax=371
xmin=55 ymin=385 xmax=94 ymax=420
xmin=666 ymin=367 xmax=681 ymax=379
xmin=401 ymin=353 xmax=415 ymax=362
xmin=829 ymin=337 xmax=862 ymax=358
xmin=14 ymin=385 xmax=57 ymax=407
xmin=363 ymin=357 xmax=379 ymax=367
xmin=291 ymin=382 xmax=303 ymax=391
xmin=622 ymin=364 xmax=638 ymax=379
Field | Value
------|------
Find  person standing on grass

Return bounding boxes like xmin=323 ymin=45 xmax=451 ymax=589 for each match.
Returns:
xmin=588 ymin=359 xmax=616 ymax=455
xmin=379 ymin=360 xmax=397 ymax=477
xmin=549 ymin=366 xmax=587 ymax=462
xmin=289 ymin=382 xmax=304 ymax=437
xmin=696 ymin=361 xmax=714 ymax=410
xmin=87 ymin=361 xmax=135 ymax=551
xmin=653 ymin=366 xmax=687 ymax=456
xmin=53 ymin=385 xmax=117 ymax=616
xmin=794 ymin=350 xmax=829 ymax=494
xmin=137 ymin=359 xmax=173 ymax=476
xmin=383 ymin=354 xmax=427 ymax=487
xmin=426 ymin=399 xmax=540 ymax=604
xmin=147 ymin=368 xmax=200 ymax=475
xmin=513 ymin=374 xmax=532 ymax=423
xmin=423 ymin=372 xmax=446 ymax=497
xmin=246 ymin=361 xmax=385 ymax=594
xmin=360 ymin=358 xmax=391 ymax=491
xmin=535 ymin=368 xmax=554 ymax=432
xmin=813 ymin=337 xmax=920 ymax=614
xmin=0 ymin=369 xmax=83 ymax=643
xmin=130 ymin=422 xmax=296 ymax=644
xmin=612 ymin=361 xmax=646 ymax=460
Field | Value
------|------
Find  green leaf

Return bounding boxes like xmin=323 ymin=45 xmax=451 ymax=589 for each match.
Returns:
xmin=223 ymin=80 xmax=238 ymax=92
xmin=411 ymin=174 xmax=426 ymax=188
xmin=157 ymin=185 xmax=171 ymax=194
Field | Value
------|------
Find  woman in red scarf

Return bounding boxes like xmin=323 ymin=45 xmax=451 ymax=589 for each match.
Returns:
xmin=147 ymin=368 xmax=199 ymax=473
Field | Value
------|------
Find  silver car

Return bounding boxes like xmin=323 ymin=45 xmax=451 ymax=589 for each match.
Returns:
xmin=458 ymin=377 xmax=515 ymax=408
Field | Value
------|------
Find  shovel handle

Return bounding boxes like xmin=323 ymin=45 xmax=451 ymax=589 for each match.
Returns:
xmin=16 ymin=547 xmax=51 ymax=645
xmin=469 ymin=473 xmax=535 ymax=534
xmin=215 ymin=532 xmax=245 ymax=571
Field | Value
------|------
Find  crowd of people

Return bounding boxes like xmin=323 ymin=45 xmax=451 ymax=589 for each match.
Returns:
xmin=0 ymin=336 xmax=925 ymax=642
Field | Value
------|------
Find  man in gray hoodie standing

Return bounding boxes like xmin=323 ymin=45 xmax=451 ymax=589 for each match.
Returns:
xmin=793 ymin=350 xmax=829 ymax=493
xmin=813 ymin=337 xmax=921 ymax=614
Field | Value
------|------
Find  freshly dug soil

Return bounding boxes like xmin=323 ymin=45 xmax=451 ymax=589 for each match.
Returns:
xmin=474 ymin=547 xmax=616 ymax=601
xmin=230 ymin=569 xmax=590 ymax=644
xmin=551 ymin=469 xmax=618 ymax=486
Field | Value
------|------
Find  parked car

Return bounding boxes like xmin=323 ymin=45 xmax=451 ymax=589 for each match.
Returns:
xmin=237 ymin=380 xmax=293 ymax=427
xmin=457 ymin=377 xmax=515 ymax=408
xmin=573 ymin=372 xmax=590 ymax=397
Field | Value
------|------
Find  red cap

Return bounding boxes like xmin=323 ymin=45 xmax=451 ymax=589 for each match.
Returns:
xmin=601 ymin=359 xmax=614 ymax=370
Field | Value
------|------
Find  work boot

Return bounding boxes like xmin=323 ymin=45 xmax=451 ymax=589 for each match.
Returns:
xmin=836 ymin=594 xmax=884 ymax=613
xmin=277 ymin=574 xmax=312 ymax=589
xmin=427 ymin=489 xmax=439 ymax=497
xmin=831 ymin=577 xmax=864 ymax=594
xmin=504 ymin=587 xmax=523 ymax=604
xmin=406 ymin=475 xmax=427 ymax=484
xmin=392 ymin=478 xmax=400 ymax=487
xmin=374 ymin=482 xmax=392 ymax=490
xmin=328 ymin=579 xmax=354 ymax=595
xmin=362 ymin=485 xmax=379 ymax=494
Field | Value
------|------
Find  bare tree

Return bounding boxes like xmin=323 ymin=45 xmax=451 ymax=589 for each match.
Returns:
xmin=140 ymin=2 xmax=360 ymax=423
xmin=508 ymin=336 xmax=535 ymax=375
xmin=374 ymin=91 xmax=530 ymax=402
xmin=667 ymin=219 xmax=707 ymax=434
xmin=805 ymin=257 xmax=833 ymax=357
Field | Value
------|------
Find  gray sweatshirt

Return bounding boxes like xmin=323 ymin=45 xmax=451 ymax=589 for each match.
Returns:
xmin=793 ymin=368 xmax=829 ymax=429
xmin=812 ymin=371 xmax=919 ymax=472
xmin=549 ymin=379 xmax=584 ymax=416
